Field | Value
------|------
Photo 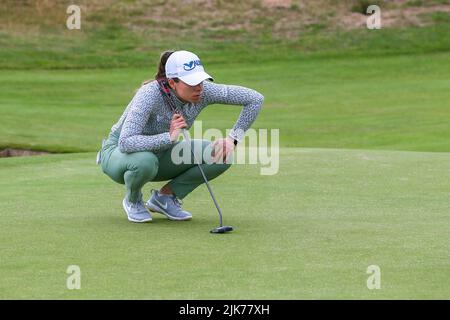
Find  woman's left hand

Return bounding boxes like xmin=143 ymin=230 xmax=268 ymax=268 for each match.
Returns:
xmin=211 ymin=137 xmax=235 ymax=164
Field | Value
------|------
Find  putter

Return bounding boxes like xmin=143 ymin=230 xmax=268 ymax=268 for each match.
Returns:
xmin=158 ymin=80 xmax=234 ymax=234
xmin=181 ymin=130 xmax=234 ymax=234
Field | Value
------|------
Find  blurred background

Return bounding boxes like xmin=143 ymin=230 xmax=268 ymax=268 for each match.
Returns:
xmin=1 ymin=0 xmax=449 ymax=153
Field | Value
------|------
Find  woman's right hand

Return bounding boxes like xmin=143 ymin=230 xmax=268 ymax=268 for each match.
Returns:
xmin=169 ymin=113 xmax=187 ymax=141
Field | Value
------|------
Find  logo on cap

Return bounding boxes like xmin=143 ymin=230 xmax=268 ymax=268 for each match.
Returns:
xmin=183 ymin=60 xmax=202 ymax=71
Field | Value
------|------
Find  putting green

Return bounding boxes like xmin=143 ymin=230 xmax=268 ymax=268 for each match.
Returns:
xmin=0 ymin=147 xmax=448 ymax=299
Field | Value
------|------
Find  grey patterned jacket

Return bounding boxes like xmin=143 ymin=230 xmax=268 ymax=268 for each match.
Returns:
xmin=110 ymin=80 xmax=264 ymax=153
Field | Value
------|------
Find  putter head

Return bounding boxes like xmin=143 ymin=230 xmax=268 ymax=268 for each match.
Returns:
xmin=210 ymin=226 xmax=234 ymax=234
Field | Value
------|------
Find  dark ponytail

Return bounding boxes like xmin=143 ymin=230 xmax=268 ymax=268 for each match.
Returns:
xmin=155 ymin=50 xmax=174 ymax=80
xmin=141 ymin=50 xmax=178 ymax=86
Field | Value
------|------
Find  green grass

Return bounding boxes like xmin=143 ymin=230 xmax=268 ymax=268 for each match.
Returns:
xmin=1 ymin=51 xmax=449 ymax=153
xmin=1 ymin=19 xmax=450 ymax=69
xmin=2 ymin=0 xmax=450 ymax=300
xmin=0 ymin=148 xmax=449 ymax=299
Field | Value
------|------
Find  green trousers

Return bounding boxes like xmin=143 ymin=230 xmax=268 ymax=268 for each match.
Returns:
xmin=100 ymin=133 xmax=231 ymax=203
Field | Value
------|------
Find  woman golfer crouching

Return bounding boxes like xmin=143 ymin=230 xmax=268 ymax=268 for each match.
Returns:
xmin=99 ymin=50 xmax=264 ymax=223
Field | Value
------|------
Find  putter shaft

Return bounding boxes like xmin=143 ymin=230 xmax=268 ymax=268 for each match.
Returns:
xmin=182 ymin=130 xmax=224 ymax=227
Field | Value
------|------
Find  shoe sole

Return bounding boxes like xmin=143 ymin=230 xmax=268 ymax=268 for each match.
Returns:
xmin=122 ymin=199 xmax=152 ymax=223
xmin=145 ymin=202 xmax=192 ymax=221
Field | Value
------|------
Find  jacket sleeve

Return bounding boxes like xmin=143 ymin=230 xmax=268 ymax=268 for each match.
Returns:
xmin=203 ymin=82 xmax=264 ymax=142
xmin=118 ymin=86 xmax=172 ymax=153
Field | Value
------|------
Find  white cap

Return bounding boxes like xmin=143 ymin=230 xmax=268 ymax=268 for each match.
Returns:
xmin=165 ymin=50 xmax=214 ymax=86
